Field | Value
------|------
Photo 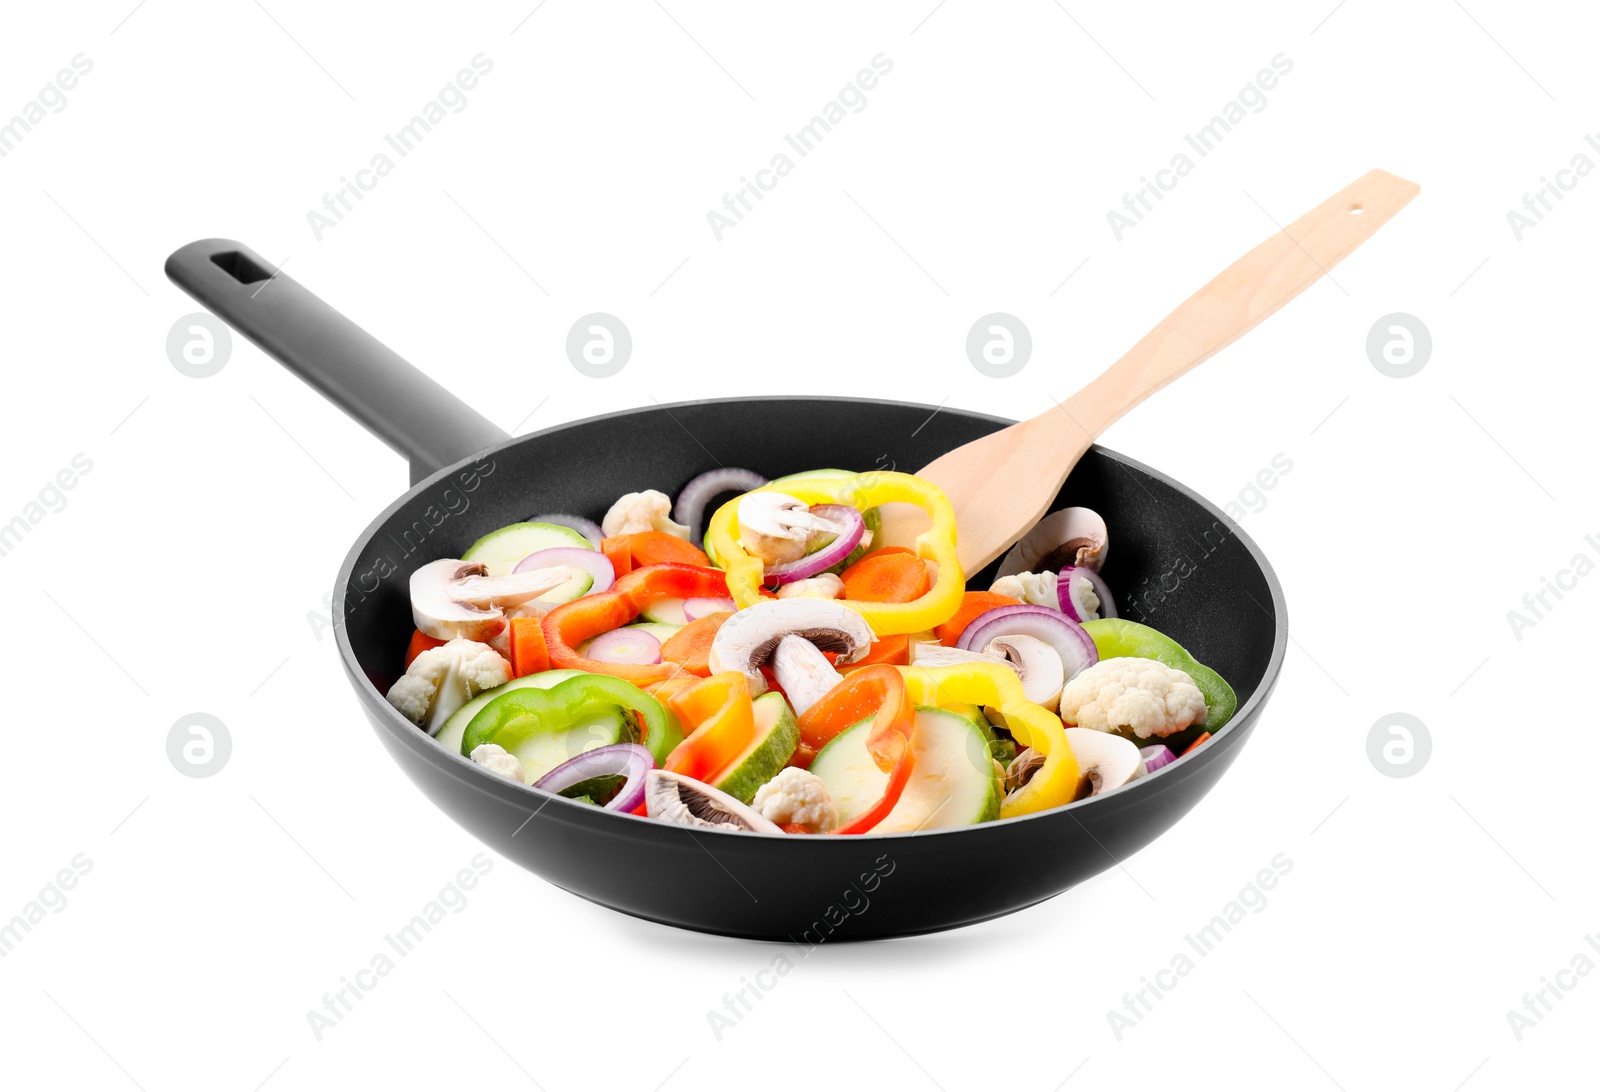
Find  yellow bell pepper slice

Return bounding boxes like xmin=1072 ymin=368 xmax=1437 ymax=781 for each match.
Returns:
xmin=705 ymin=471 xmax=965 ymax=636
xmin=897 ymin=662 xmax=1080 ymax=819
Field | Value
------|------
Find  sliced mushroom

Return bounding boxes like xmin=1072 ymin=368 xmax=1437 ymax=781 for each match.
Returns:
xmin=709 ymin=598 xmax=872 ymax=695
xmin=982 ymin=634 xmax=1066 ymax=712
xmin=771 ymin=635 xmax=843 ymax=717
xmin=996 ymin=508 xmax=1109 ymax=579
xmin=1004 ymin=747 xmax=1046 ymax=796
xmin=411 ymin=558 xmax=576 ymax=642
xmin=775 ymin=572 xmax=846 ymax=600
xmin=737 ymin=492 xmax=846 ymax=566
xmin=1066 ymin=727 xmax=1145 ymax=800
xmin=644 ymin=770 xmax=782 ymax=832
xmin=908 ymin=642 xmax=1010 ymax=669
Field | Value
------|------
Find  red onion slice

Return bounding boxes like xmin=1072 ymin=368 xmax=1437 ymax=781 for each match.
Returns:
xmin=764 ymin=505 xmax=865 ymax=584
xmin=587 ymin=627 xmax=663 ymax=665
xmin=1057 ymin=564 xmax=1117 ymax=622
xmin=515 ymin=547 xmax=615 ymax=596
xmin=1140 ymin=745 xmax=1176 ymax=773
xmin=529 ymin=513 xmax=604 ymax=548
xmin=674 ymin=467 xmax=768 ymax=542
xmin=958 ymin=604 xmax=1097 ymax=682
xmin=684 ymin=596 xmax=736 ymax=621
xmin=534 ymin=743 xmax=655 ymax=812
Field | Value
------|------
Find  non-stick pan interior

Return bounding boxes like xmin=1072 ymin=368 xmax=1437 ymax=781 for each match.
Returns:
xmin=339 ymin=397 xmax=1277 ymax=713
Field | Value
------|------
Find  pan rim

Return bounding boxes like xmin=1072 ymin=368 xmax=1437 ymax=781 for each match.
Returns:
xmin=334 ymin=394 xmax=1288 ymax=842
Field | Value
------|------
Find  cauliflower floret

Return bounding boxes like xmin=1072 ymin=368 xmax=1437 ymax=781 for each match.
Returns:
xmin=990 ymin=570 xmax=1059 ymax=607
xmin=776 ymin=573 xmax=846 ymax=600
xmin=469 ymin=743 xmax=525 ymax=782
xmin=601 ymin=489 xmax=690 ymax=540
xmin=1058 ymin=657 xmax=1207 ymax=740
xmin=751 ymin=767 xmax=839 ymax=833
xmin=386 ymin=638 xmax=512 ymax=736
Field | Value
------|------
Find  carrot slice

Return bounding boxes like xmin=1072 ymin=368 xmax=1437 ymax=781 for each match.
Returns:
xmin=659 ymin=611 xmax=732 ymax=676
xmin=1182 ymin=732 xmax=1211 ymax=756
xmin=507 ymin=616 xmax=549 ymax=678
xmin=626 ymin=531 xmax=709 ymax=568
xmin=600 ymin=535 xmax=633 ymax=579
xmin=847 ymin=633 xmax=910 ymax=668
xmin=404 ymin=630 xmax=446 ymax=668
xmin=840 ymin=549 xmax=931 ymax=604
xmin=935 ymin=591 xmax=1024 ymax=646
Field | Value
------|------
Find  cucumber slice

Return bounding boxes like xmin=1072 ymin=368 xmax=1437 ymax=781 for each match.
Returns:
xmin=575 ymin=621 xmax=683 ymax=658
xmin=559 ymin=774 xmax=625 ymax=804
xmin=505 ymin=706 xmax=632 ymax=785
xmin=640 ymin=597 xmax=688 ymax=625
xmin=810 ymin=706 xmax=1002 ymax=831
xmin=769 ymin=468 xmax=855 ymax=485
xmin=629 ymin=622 xmax=684 ymax=642
xmin=462 ymin=521 xmax=594 ymax=593
xmin=433 ymin=669 xmax=583 ymax=753
xmin=713 ymin=692 xmax=801 ymax=804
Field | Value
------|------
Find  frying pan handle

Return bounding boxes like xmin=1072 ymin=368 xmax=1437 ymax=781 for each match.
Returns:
xmin=164 ymin=239 xmax=510 ymax=485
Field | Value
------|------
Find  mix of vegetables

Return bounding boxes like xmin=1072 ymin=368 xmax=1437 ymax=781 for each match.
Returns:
xmin=384 ymin=467 xmax=1237 ymax=836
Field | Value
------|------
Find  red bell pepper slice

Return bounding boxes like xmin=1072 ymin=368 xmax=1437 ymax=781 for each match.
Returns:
xmin=794 ymin=664 xmax=914 ymax=835
xmin=542 ymin=564 xmax=730 ymax=685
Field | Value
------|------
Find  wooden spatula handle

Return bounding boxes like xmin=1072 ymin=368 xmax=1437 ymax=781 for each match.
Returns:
xmin=1062 ymin=169 xmax=1420 ymax=438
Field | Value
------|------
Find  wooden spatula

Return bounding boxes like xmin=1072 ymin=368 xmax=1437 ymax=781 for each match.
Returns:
xmin=918 ymin=168 xmax=1420 ymax=575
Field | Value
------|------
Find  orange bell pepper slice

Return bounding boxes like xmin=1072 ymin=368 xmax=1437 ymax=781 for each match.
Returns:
xmin=663 ymin=672 xmax=756 ymax=783
xmin=795 ymin=664 xmax=913 ymax=835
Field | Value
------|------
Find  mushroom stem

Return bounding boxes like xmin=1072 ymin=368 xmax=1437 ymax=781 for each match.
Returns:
xmin=771 ymin=635 xmax=845 ymax=718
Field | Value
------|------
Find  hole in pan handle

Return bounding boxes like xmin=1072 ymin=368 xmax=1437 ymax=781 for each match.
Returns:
xmin=163 ymin=239 xmax=509 ymax=485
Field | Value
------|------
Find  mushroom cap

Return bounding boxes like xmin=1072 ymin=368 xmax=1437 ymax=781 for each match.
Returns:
xmin=1064 ymin=726 xmax=1145 ymax=799
xmin=644 ymin=770 xmax=782 ymax=832
xmin=737 ymin=492 xmax=846 ymax=566
xmin=709 ymin=598 xmax=873 ymax=695
xmin=996 ymin=507 xmax=1109 ymax=579
xmin=411 ymin=558 xmax=578 ymax=641
xmin=411 ymin=559 xmax=503 ymax=641
xmin=982 ymin=634 xmax=1066 ymax=712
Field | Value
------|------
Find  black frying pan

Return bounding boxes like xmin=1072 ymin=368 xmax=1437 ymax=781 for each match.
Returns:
xmin=166 ymin=239 xmax=1287 ymax=941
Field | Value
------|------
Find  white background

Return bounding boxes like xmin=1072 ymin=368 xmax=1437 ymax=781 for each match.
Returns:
xmin=0 ymin=1 xmax=1593 ymax=1088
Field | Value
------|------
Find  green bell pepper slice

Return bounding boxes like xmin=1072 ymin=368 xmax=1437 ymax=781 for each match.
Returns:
xmin=1080 ymin=619 xmax=1237 ymax=747
xmin=460 ymin=672 xmax=683 ymax=766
